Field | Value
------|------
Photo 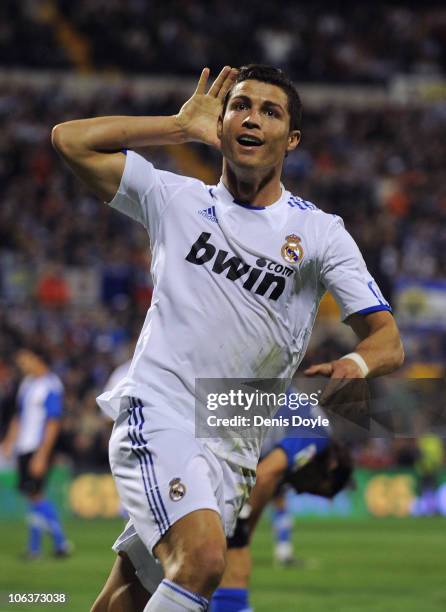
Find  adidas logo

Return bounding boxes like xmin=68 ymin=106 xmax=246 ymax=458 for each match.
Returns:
xmin=198 ymin=206 xmax=217 ymax=223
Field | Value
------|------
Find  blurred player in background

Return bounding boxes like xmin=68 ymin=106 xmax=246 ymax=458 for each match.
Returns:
xmin=256 ymin=400 xmax=308 ymax=567
xmin=211 ymin=436 xmax=352 ymax=611
xmin=270 ymin=488 xmax=296 ymax=565
xmin=413 ymin=433 xmax=445 ymax=516
xmin=52 ymin=63 xmax=403 ymax=611
xmin=0 ymin=346 xmax=70 ymax=559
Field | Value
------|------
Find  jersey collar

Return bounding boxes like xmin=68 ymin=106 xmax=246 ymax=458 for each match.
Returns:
xmin=213 ymin=180 xmax=288 ymax=211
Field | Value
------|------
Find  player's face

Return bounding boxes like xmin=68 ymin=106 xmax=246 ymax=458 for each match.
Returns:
xmin=15 ymin=349 xmax=44 ymax=376
xmin=15 ymin=350 xmax=35 ymax=375
xmin=218 ymin=80 xmax=300 ymax=172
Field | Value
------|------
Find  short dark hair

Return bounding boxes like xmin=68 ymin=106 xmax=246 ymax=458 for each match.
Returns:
xmin=324 ymin=442 xmax=354 ymax=498
xmin=222 ymin=64 xmax=302 ymax=132
xmin=286 ymin=441 xmax=353 ymax=499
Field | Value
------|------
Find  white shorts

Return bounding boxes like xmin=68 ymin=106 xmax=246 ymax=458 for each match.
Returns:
xmin=109 ymin=397 xmax=255 ymax=561
xmin=113 ymin=522 xmax=164 ymax=593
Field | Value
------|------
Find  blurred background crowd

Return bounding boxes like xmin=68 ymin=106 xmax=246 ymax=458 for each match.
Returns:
xmin=2 ymin=1 xmax=445 ymax=81
xmin=0 ymin=0 xmax=445 ymax=475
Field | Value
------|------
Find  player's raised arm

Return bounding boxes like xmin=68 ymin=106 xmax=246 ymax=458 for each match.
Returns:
xmin=51 ymin=66 xmax=237 ymax=201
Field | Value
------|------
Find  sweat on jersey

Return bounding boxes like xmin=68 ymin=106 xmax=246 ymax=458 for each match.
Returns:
xmin=16 ymin=373 xmax=64 ymax=455
xmin=96 ymin=151 xmax=390 ymax=469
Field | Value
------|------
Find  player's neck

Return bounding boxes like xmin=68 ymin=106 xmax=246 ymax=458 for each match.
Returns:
xmin=221 ymin=163 xmax=283 ymax=207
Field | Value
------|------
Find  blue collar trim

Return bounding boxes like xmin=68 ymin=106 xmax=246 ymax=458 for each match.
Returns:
xmin=232 ymin=198 xmax=266 ymax=210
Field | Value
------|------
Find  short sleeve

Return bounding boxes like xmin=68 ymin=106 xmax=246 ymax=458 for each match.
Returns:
xmin=320 ymin=216 xmax=391 ymax=321
xmin=44 ymin=390 xmax=63 ymax=419
xmin=17 ymin=381 xmax=26 ymax=414
xmin=108 ymin=150 xmax=193 ymax=244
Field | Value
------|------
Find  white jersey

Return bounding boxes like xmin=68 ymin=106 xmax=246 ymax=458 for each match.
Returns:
xmin=103 ymin=360 xmax=132 ymax=392
xmin=101 ymin=359 xmax=132 ymax=419
xmin=16 ymin=373 xmax=64 ymax=455
xmin=97 ymin=151 xmax=390 ymax=469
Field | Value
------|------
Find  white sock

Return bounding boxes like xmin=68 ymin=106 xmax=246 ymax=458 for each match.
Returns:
xmin=144 ymin=579 xmax=209 ymax=611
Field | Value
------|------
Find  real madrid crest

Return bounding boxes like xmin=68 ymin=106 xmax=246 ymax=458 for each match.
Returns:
xmin=281 ymin=234 xmax=304 ymax=264
xmin=169 ymin=478 xmax=186 ymax=501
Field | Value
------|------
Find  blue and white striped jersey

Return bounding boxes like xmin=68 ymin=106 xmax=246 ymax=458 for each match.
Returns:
xmin=16 ymin=373 xmax=63 ymax=454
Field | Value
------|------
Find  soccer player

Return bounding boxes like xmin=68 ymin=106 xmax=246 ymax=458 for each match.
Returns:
xmin=52 ymin=64 xmax=404 ymax=611
xmin=211 ymin=436 xmax=352 ymax=611
xmin=84 ymin=434 xmax=352 ymax=612
xmin=0 ymin=346 xmax=69 ymax=559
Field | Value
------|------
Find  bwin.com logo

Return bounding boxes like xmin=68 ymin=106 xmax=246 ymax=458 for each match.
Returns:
xmin=198 ymin=206 xmax=218 ymax=224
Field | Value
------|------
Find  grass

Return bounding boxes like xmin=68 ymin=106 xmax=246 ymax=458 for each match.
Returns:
xmin=249 ymin=518 xmax=446 ymax=611
xmin=0 ymin=517 xmax=445 ymax=611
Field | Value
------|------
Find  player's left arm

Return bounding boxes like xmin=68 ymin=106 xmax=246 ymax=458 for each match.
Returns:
xmin=30 ymin=419 xmax=61 ymax=478
xmin=305 ymin=310 xmax=404 ymax=379
xmin=346 ymin=310 xmax=404 ymax=376
xmin=313 ymin=215 xmax=404 ymax=379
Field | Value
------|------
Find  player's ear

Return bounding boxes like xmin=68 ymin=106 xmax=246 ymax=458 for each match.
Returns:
xmin=286 ymin=130 xmax=300 ymax=153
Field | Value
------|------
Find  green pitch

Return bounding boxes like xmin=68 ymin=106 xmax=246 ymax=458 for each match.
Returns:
xmin=0 ymin=517 xmax=445 ymax=611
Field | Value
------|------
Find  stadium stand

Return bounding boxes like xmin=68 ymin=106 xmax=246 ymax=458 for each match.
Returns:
xmin=3 ymin=2 xmax=446 ymax=83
